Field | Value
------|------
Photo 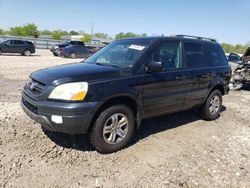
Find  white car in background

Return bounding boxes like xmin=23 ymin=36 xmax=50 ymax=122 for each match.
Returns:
xmin=226 ymin=53 xmax=250 ymax=90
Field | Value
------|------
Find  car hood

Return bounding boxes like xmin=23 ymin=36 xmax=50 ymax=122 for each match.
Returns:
xmin=31 ymin=62 xmax=122 ymax=86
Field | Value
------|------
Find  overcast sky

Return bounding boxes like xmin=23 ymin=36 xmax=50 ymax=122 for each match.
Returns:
xmin=0 ymin=0 xmax=249 ymax=44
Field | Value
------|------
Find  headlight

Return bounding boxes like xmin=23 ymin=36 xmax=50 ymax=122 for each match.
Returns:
xmin=48 ymin=82 xmax=88 ymax=101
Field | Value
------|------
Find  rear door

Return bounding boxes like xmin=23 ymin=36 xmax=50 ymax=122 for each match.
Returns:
xmin=182 ymin=41 xmax=212 ymax=109
xmin=139 ymin=40 xmax=188 ymax=117
xmin=13 ymin=40 xmax=26 ymax=53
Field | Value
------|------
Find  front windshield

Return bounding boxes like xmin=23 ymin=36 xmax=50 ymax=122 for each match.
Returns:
xmin=84 ymin=39 xmax=153 ymax=69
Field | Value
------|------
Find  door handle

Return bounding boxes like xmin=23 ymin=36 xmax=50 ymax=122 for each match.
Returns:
xmin=176 ymin=75 xmax=186 ymax=80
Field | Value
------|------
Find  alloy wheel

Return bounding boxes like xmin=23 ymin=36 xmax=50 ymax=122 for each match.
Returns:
xmin=102 ymin=113 xmax=129 ymax=144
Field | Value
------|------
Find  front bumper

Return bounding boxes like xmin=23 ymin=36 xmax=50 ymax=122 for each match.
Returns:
xmin=21 ymin=91 xmax=98 ymax=134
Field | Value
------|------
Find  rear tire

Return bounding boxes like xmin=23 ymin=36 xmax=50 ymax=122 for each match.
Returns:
xmin=23 ymin=49 xmax=31 ymax=56
xmin=0 ymin=49 xmax=2 ymax=55
xmin=202 ymin=90 xmax=222 ymax=120
xmin=70 ymin=53 xmax=76 ymax=58
xmin=90 ymin=105 xmax=135 ymax=154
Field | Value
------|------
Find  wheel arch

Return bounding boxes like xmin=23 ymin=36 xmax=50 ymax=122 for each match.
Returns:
xmin=23 ymin=48 xmax=31 ymax=54
xmin=87 ymin=95 xmax=141 ymax=133
xmin=203 ymin=84 xmax=225 ymax=104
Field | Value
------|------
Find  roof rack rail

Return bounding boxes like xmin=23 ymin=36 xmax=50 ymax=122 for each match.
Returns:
xmin=172 ymin=34 xmax=217 ymax=42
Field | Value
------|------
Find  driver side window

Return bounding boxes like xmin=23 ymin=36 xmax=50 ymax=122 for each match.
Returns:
xmin=150 ymin=41 xmax=181 ymax=71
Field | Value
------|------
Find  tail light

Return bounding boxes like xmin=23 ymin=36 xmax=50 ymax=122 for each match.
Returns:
xmin=59 ymin=48 xmax=64 ymax=52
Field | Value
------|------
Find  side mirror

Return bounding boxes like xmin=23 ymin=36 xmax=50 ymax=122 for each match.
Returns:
xmin=146 ymin=61 xmax=163 ymax=73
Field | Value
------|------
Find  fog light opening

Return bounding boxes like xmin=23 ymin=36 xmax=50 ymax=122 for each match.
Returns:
xmin=51 ymin=115 xmax=63 ymax=124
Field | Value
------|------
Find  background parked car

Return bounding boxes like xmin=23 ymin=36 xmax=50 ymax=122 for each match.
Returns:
xmin=50 ymin=41 xmax=85 ymax=56
xmin=227 ymin=52 xmax=250 ymax=90
xmin=61 ymin=45 xmax=91 ymax=58
xmin=226 ymin=53 xmax=242 ymax=63
xmin=85 ymin=45 xmax=103 ymax=54
xmin=0 ymin=40 xmax=35 ymax=56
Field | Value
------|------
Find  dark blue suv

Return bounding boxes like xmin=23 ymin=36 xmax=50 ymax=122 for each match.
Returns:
xmin=21 ymin=35 xmax=231 ymax=153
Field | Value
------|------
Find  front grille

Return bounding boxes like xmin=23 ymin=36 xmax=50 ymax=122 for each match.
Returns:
xmin=26 ymin=79 xmax=45 ymax=95
xmin=22 ymin=98 xmax=38 ymax=114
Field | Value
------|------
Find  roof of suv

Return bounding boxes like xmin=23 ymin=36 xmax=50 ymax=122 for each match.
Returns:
xmin=118 ymin=35 xmax=218 ymax=44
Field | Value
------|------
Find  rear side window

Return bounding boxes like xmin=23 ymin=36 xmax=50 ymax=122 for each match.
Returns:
xmin=71 ymin=41 xmax=77 ymax=45
xmin=77 ymin=41 xmax=85 ymax=46
xmin=183 ymin=42 xmax=205 ymax=68
xmin=206 ymin=43 xmax=228 ymax=66
xmin=14 ymin=40 xmax=25 ymax=45
xmin=228 ymin=53 xmax=241 ymax=62
xmin=26 ymin=41 xmax=33 ymax=45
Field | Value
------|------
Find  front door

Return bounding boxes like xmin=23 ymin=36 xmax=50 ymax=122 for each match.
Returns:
xmin=13 ymin=40 xmax=25 ymax=53
xmin=1 ymin=40 xmax=13 ymax=53
xmin=138 ymin=40 xmax=188 ymax=118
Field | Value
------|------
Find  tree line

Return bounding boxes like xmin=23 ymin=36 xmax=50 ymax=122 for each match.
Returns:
xmin=0 ymin=23 xmax=249 ymax=53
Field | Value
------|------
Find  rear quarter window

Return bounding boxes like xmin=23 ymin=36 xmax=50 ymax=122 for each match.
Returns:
xmin=14 ymin=40 xmax=25 ymax=45
xmin=183 ymin=42 xmax=206 ymax=68
xmin=206 ymin=43 xmax=228 ymax=66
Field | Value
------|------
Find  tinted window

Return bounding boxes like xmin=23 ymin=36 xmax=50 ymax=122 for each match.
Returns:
xmin=228 ymin=54 xmax=241 ymax=62
xmin=4 ymin=40 xmax=12 ymax=45
xmin=71 ymin=41 xmax=77 ymax=45
xmin=150 ymin=41 xmax=181 ymax=70
xmin=14 ymin=40 xmax=25 ymax=45
xmin=77 ymin=41 xmax=85 ymax=46
xmin=206 ymin=43 xmax=228 ymax=66
xmin=26 ymin=41 xmax=33 ymax=45
xmin=183 ymin=42 xmax=205 ymax=68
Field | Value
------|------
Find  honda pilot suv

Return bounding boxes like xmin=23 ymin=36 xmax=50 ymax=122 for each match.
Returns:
xmin=21 ymin=35 xmax=230 ymax=153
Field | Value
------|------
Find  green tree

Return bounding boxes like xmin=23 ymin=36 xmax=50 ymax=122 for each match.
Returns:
xmin=115 ymin=32 xmax=147 ymax=39
xmin=221 ymin=43 xmax=247 ymax=54
xmin=93 ymin=32 xmax=108 ymax=38
xmin=23 ymin=23 xmax=39 ymax=37
xmin=80 ymin=33 xmax=91 ymax=43
xmin=0 ymin=28 xmax=3 ymax=35
xmin=69 ymin=30 xmax=79 ymax=35
xmin=40 ymin=30 xmax=52 ymax=35
xmin=10 ymin=26 xmax=25 ymax=36
xmin=51 ymin=30 xmax=68 ymax=40
xmin=137 ymin=33 xmax=147 ymax=37
xmin=9 ymin=23 xmax=39 ymax=37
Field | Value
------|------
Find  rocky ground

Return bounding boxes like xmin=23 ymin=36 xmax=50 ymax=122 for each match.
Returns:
xmin=0 ymin=50 xmax=249 ymax=187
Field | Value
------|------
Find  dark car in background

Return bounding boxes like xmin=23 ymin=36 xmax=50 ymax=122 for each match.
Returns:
xmin=0 ymin=40 xmax=35 ymax=56
xmin=61 ymin=45 xmax=91 ymax=58
xmin=50 ymin=41 xmax=85 ymax=56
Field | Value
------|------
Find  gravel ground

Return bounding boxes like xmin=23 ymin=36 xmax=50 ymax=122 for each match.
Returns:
xmin=0 ymin=50 xmax=250 ymax=188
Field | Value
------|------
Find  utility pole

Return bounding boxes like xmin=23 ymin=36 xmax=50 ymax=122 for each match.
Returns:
xmin=91 ymin=23 xmax=94 ymax=44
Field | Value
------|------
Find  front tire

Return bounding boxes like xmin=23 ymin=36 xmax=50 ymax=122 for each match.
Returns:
xmin=202 ymin=90 xmax=222 ymax=120
xmin=90 ymin=105 xmax=135 ymax=154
